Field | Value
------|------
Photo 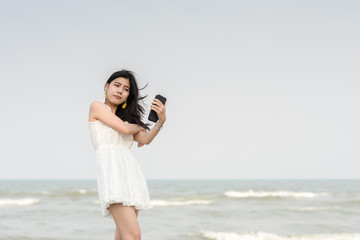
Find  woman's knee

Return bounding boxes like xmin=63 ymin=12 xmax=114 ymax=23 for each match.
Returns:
xmin=123 ymin=231 xmax=141 ymax=240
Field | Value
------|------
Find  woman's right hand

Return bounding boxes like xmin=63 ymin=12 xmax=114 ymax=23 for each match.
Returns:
xmin=151 ymin=98 xmax=166 ymax=125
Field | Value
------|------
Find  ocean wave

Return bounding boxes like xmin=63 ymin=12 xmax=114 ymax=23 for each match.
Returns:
xmin=288 ymin=207 xmax=321 ymax=212
xmin=0 ymin=190 xmax=51 ymax=196
xmin=51 ymin=189 xmax=98 ymax=196
xmin=224 ymin=190 xmax=328 ymax=198
xmin=286 ymin=206 xmax=360 ymax=215
xmin=0 ymin=189 xmax=98 ymax=196
xmin=336 ymin=199 xmax=360 ymax=207
xmin=76 ymin=189 xmax=98 ymax=195
xmin=151 ymin=199 xmax=213 ymax=206
xmin=35 ymin=191 xmax=51 ymax=195
xmin=200 ymin=231 xmax=360 ymax=240
xmin=0 ymin=198 xmax=40 ymax=206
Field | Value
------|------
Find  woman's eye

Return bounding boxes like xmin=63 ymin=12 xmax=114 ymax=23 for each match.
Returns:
xmin=115 ymin=84 xmax=119 ymax=87
xmin=125 ymin=89 xmax=129 ymax=91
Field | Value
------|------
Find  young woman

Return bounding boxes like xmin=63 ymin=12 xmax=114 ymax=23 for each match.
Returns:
xmin=88 ymin=70 xmax=166 ymax=240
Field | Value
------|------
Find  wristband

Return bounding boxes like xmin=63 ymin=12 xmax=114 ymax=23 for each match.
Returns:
xmin=155 ymin=123 xmax=163 ymax=130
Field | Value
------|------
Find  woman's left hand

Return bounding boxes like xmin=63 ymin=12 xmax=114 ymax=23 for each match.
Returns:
xmin=151 ymin=98 xmax=166 ymax=124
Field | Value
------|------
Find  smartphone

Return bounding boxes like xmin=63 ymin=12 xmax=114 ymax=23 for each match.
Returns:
xmin=148 ymin=94 xmax=167 ymax=123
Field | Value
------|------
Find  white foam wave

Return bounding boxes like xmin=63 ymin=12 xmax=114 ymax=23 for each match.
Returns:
xmin=201 ymin=231 xmax=360 ymax=240
xmin=294 ymin=207 xmax=318 ymax=212
xmin=79 ymin=189 xmax=87 ymax=194
xmin=0 ymin=198 xmax=40 ymax=206
xmin=75 ymin=189 xmax=98 ymax=194
xmin=151 ymin=199 xmax=213 ymax=206
xmin=289 ymin=207 xmax=325 ymax=212
xmin=35 ymin=191 xmax=51 ymax=195
xmin=224 ymin=190 xmax=327 ymax=198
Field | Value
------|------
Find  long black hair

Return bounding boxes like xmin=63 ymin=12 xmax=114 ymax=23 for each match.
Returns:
xmin=106 ymin=70 xmax=150 ymax=131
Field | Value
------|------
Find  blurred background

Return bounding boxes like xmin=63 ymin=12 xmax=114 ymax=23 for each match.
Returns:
xmin=0 ymin=0 xmax=359 ymax=180
xmin=0 ymin=1 xmax=359 ymax=239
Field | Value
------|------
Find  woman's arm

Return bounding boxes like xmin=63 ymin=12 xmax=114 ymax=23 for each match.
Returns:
xmin=89 ymin=101 xmax=143 ymax=135
xmin=133 ymin=98 xmax=166 ymax=145
xmin=133 ymin=122 xmax=164 ymax=145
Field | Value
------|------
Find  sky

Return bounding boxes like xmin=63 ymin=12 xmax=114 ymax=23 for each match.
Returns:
xmin=0 ymin=0 xmax=359 ymax=180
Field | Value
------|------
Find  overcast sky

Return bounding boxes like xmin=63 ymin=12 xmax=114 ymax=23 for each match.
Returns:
xmin=0 ymin=0 xmax=359 ymax=180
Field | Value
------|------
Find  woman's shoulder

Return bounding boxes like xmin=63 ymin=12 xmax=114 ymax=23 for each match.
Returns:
xmin=90 ymin=100 xmax=105 ymax=109
xmin=89 ymin=100 xmax=108 ymax=118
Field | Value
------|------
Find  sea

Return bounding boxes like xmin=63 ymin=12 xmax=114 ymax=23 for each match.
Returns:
xmin=0 ymin=179 xmax=359 ymax=240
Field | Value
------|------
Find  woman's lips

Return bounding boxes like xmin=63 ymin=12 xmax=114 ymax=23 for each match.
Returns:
xmin=114 ymin=96 xmax=121 ymax=99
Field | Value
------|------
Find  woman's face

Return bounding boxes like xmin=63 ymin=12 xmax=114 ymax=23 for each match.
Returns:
xmin=105 ymin=77 xmax=130 ymax=105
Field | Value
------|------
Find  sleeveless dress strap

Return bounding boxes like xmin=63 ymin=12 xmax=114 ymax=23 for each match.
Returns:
xmin=104 ymin=103 xmax=112 ymax=112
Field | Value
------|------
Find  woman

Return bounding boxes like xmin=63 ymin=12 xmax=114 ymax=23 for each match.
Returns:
xmin=88 ymin=70 xmax=166 ymax=240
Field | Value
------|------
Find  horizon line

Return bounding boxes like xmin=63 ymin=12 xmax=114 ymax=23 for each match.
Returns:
xmin=0 ymin=178 xmax=359 ymax=181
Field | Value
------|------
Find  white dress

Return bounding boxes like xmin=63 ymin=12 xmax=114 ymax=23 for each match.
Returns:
xmin=88 ymin=103 xmax=153 ymax=217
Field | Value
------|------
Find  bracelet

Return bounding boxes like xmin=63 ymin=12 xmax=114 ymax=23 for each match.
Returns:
xmin=155 ymin=123 xmax=163 ymax=130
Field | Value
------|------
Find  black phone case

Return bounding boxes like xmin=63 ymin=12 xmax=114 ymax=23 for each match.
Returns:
xmin=148 ymin=94 xmax=167 ymax=123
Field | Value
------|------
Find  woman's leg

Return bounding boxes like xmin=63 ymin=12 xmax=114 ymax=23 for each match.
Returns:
xmin=114 ymin=210 xmax=139 ymax=240
xmin=115 ymin=227 xmax=122 ymax=240
xmin=109 ymin=203 xmax=141 ymax=240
